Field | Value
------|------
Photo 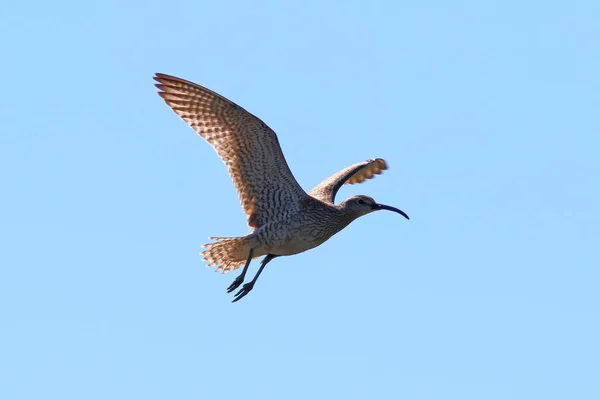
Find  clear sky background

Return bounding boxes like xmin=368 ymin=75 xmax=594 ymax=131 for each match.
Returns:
xmin=1 ymin=1 xmax=598 ymax=399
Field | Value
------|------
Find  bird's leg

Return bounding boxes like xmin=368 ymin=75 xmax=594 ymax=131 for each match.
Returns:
xmin=232 ymin=254 xmax=278 ymax=303
xmin=226 ymin=248 xmax=253 ymax=293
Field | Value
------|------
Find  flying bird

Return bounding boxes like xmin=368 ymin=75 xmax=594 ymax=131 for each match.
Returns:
xmin=154 ymin=73 xmax=409 ymax=302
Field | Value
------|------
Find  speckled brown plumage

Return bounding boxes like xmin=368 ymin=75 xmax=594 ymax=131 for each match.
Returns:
xmin=154 ymin=74 xmax=408 ymax=289
xmin=154 ymin=73 xmax=306 ymax=230
xmin=308 ymin=158 xmax=388 ymax=204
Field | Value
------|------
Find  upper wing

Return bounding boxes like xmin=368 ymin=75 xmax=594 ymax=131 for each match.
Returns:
xmin=154 ymin=73 xmax=307 ymax=228
xmin=308 ymin=158 xmax=388 ymax=204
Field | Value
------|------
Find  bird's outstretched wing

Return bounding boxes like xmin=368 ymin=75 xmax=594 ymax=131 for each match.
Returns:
xmin=308 ymin=158 xmax=388 ymax=204
xmin=154 ymin=73 xmax=307 ymax=228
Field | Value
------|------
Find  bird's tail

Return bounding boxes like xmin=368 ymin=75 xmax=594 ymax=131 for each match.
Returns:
xmin=201 ymin=236 xmax=255 ymax=273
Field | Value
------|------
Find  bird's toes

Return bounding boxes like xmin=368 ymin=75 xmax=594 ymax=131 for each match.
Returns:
xmin=226 ymin=276 xmax=244 ymax=293
xmin=232 ymin=282 xmax=254 ymax=303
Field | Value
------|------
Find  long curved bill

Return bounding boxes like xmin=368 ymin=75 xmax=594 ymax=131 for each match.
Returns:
xmin=374 ymin=203 xmax=410 ymax=220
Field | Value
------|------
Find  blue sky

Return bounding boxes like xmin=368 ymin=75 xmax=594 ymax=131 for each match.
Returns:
xmin=1 ymin=1 xmax=599 ymax=399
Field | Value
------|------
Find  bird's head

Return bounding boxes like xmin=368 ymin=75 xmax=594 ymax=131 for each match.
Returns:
xmin=340 ymin=195 xmax=410 ymax=220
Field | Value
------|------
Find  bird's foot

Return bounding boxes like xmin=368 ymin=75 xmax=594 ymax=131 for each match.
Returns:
xmin=232 ymin=282 xmax=255 ymax=303
xmin=226 ymin=275 xmax=244 ymax=293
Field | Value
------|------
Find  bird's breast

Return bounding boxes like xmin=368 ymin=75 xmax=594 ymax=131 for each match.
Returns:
xmin=269 ymin=236 xmax=323 ymax=256
xmin=256 ymin=214 xmax=349 ymax=256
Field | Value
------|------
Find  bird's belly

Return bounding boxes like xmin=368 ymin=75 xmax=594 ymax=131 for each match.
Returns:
xmin=269 ymin=236 xmax=322 ymax=256
xmin=256 ymin=217 xmax=343 ymax=257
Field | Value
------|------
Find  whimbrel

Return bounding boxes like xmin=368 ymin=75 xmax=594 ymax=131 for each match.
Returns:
xmin=154 ymin=73 xmax=409 ymax=302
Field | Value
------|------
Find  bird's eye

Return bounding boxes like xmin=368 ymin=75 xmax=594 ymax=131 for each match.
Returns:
xmin=356 ymin=199 xmax=365 ymax=205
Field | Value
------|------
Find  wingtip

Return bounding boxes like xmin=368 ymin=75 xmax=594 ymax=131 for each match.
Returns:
xmin=374 ymin=158 xmax=388 ymax=171
xmin=153 ymin=73 xmax=179 ymax=85
xmin=365 ymin=158 xmax=388 ymax=172
xmin=153 ymin=73 xmax=165 ymax=83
